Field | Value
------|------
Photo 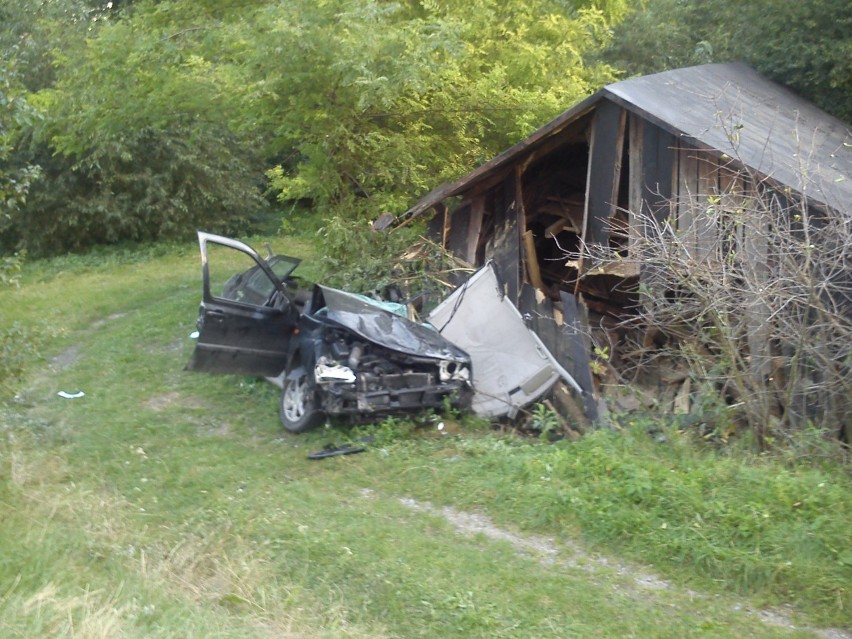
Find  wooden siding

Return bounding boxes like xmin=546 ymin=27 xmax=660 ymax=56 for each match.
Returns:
xmin=485 ymin=176 xmax=521 ymax=303
xmin=517 ymin=284 xmax=598 ymax=420
xmin=584 ymin=101 xmax=626 ymax=246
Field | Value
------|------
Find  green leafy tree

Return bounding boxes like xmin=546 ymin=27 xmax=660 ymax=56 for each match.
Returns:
xmin=0 ymin=56 xmax=41 ymax=232
xmin=2 ymin=0 xmax=623 ymax=255
xmin=4 ymin=0 xmax=268 ymax=253
xmin=255 ymin=0 xmax=619 ymax=223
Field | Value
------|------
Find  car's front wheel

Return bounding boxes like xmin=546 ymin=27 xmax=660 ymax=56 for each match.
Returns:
xmin=279 ymin=368 xmax=323 ymax=433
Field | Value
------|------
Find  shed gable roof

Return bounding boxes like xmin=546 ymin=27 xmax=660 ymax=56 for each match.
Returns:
xmin=405 ymin=63 xmax=851 ymax=217
xmin=603 ymin=62 xmax=851 ymax=213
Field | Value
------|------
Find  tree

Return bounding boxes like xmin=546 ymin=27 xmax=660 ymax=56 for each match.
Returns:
xmin=0 ymin=55 xmax=41 ymax=233
xmin=2 ymin=0 xmax=623 ymax=255
xmin=3 ymin=0 xmax=268 ymax=253
xmin=254 ymin=0 xmax=619 ymax=223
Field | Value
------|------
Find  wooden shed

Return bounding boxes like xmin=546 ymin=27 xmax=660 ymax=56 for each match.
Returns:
xmin=399 ymin=63 xmax=852 ymax=420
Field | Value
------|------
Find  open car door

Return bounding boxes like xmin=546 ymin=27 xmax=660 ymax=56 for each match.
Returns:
xmin=186 ymin=232 xmax=300 ymax=377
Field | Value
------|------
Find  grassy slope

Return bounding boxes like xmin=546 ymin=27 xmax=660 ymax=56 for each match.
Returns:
xmin=0 ymin=238 xmax=849 ymax=638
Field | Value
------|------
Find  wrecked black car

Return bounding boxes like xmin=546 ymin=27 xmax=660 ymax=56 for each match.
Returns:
xmin=186 ymin=232 xmax=472 ymax=432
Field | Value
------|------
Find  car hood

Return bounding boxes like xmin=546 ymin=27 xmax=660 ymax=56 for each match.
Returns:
xmin=317 ymin=285 xmax=470 ymax=363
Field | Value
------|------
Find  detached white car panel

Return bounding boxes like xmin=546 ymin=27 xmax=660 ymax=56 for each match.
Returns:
xmin=428 ymin=264 xmax=580 ymax=418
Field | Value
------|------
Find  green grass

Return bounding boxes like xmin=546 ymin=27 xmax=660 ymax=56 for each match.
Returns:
xmin=0 ymin=238 xmax=849 ymax=637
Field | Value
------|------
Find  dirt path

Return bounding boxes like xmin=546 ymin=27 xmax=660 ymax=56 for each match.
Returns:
xmin=391 ymin=494 xmax=851 ymax=639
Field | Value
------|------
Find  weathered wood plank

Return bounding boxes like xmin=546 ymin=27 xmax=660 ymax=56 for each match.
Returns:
xmin=641 ymin=123 xmax=675 ymax=223
xmin=485 ymin=176 xmax=521 ymax=303
xmin=696 ymin=151 xmax=719 ymax=261
xmin=628 ymin=114 xmax=643 ymax=259
xmin=464 ymin=196 xmax=485 ymax=264
xmin=584 ymin=101 xmax=626 ymax=246
xmin=560 ymin=292 xmax=598 ymax=420
xmin=517 ymin=285 xmax=598 ymax=422
xmin=719 ymin=168 xmax=745 ymax=259
xmin=677 ymin=147 xmax=700 ymax=255
xmin=446 ymin=204 xmax=470 ymax=259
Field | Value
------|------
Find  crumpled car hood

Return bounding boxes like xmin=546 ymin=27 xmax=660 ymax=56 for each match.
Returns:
xmin=317 ymin=285 xmax=470 ymax=363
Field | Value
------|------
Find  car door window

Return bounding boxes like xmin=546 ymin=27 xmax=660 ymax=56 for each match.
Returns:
xmin=206 ymin=241 xmax=277 ymax=306
xmin=267 ymin=255 xmax=300 ymax=281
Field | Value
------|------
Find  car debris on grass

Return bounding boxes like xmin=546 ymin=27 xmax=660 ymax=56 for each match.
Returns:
xmin=186 ymin=232 xmax=582 ymax=432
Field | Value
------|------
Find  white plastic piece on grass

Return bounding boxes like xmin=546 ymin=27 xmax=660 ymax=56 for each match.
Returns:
xmin=57 ymin=390 xmax=85 ymax=399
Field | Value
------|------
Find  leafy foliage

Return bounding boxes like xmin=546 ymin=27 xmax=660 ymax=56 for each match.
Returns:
xmin=0 ymin=321 xmax=48 ymax=397
xmin=2 ymin=0 xmax=268 ymax=253
xmin=0 ymin=53 xmax=41 ymax=226
xmin=1 ymin=0 xmax=622 ymax=255
xmin=2 ymin=0 xmax=848 ymax=260
xmin=0 ymin=250 xmax=24 ymax=287
xmin=259 ymin=0 xmax=617 ymax=224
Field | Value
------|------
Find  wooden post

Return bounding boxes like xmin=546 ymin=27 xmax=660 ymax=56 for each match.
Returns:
xmin=523 ymin=230 xmax=545 ymax=291
xmin=696 ymin=153 xmax=719 ymax=261
xmin=628 ymin=114 xmax=643 ymax=259
xmin=677 ymin=147 xmax=700 ymax=256
xmin=464 ymin=196 xmax=485 ymax=264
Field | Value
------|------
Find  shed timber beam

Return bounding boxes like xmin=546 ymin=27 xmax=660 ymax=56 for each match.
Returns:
xmin=583 ymin=100 xmax=627 ymax=246
xmin=463 ymin=196 xmax=485 ymax=264
xmin=523 ymin=230 xmax=545 ymax=291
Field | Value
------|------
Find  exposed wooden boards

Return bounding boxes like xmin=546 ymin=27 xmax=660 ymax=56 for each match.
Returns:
xmin=485 ymin=176 xmax=521 ymax=303
xmin=446 ymin=204 xmax=470 ymax=258
xmin=518 ymin=122 xmax=592 ymax=174
xmin=719 ymin=168 xmax=745 ymax=257
xmin=583 ymin=100 xmax=627 ymax=246
xmin=519 ymin=284 xmax=557 ymax=353
xmin=628 ymin=114 xmax=644 ymax=258
xmin=517 ymin=284 xmax=598 ymax=421
xmin=676 ymin=146 xmax=700 ymax=255
xmin=721 ymin=171 xmax=772 ymax=378
xmin=459 ymin=166 xmax=516 ymax=203
xmin=641 ymin=122 xmax=676 ymax=223
xmin=426 ymin=202 xmax=446 ymax=244
xmin=439 ymin=196 xmax=485 ymax=265
xmin=604 ymin=62 xmax=852 ymax=214
xmin=544 ymin=215 xmax=580 ymax=238
xmin=635 ymin=121 xmax=676 ymax=307
xmin=560 ymin=291 xmax=599 ymax=420
xmin=696 ymin=151 xmax=720 ymax=260
xmin=409 ymin=62 xmax=849 ymax=239
xmin=402 ymin=97 xmax=599 ymax=222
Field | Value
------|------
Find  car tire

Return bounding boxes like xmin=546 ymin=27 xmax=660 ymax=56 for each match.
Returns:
xmin=279 ymin=368 xmax=323 ymax=433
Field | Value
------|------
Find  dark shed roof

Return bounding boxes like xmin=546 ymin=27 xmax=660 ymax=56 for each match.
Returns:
xmin=406 ymin=63 xmax=852 ymax=217
xmin=606 ymin=62 xmax=851 ymax=212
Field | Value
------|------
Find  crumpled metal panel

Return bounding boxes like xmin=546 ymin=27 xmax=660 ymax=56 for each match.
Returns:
xmin=428 ymin=264 xmax=581 ymax=418
xmin=317 ymin=285 xmax=470 ymax=363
